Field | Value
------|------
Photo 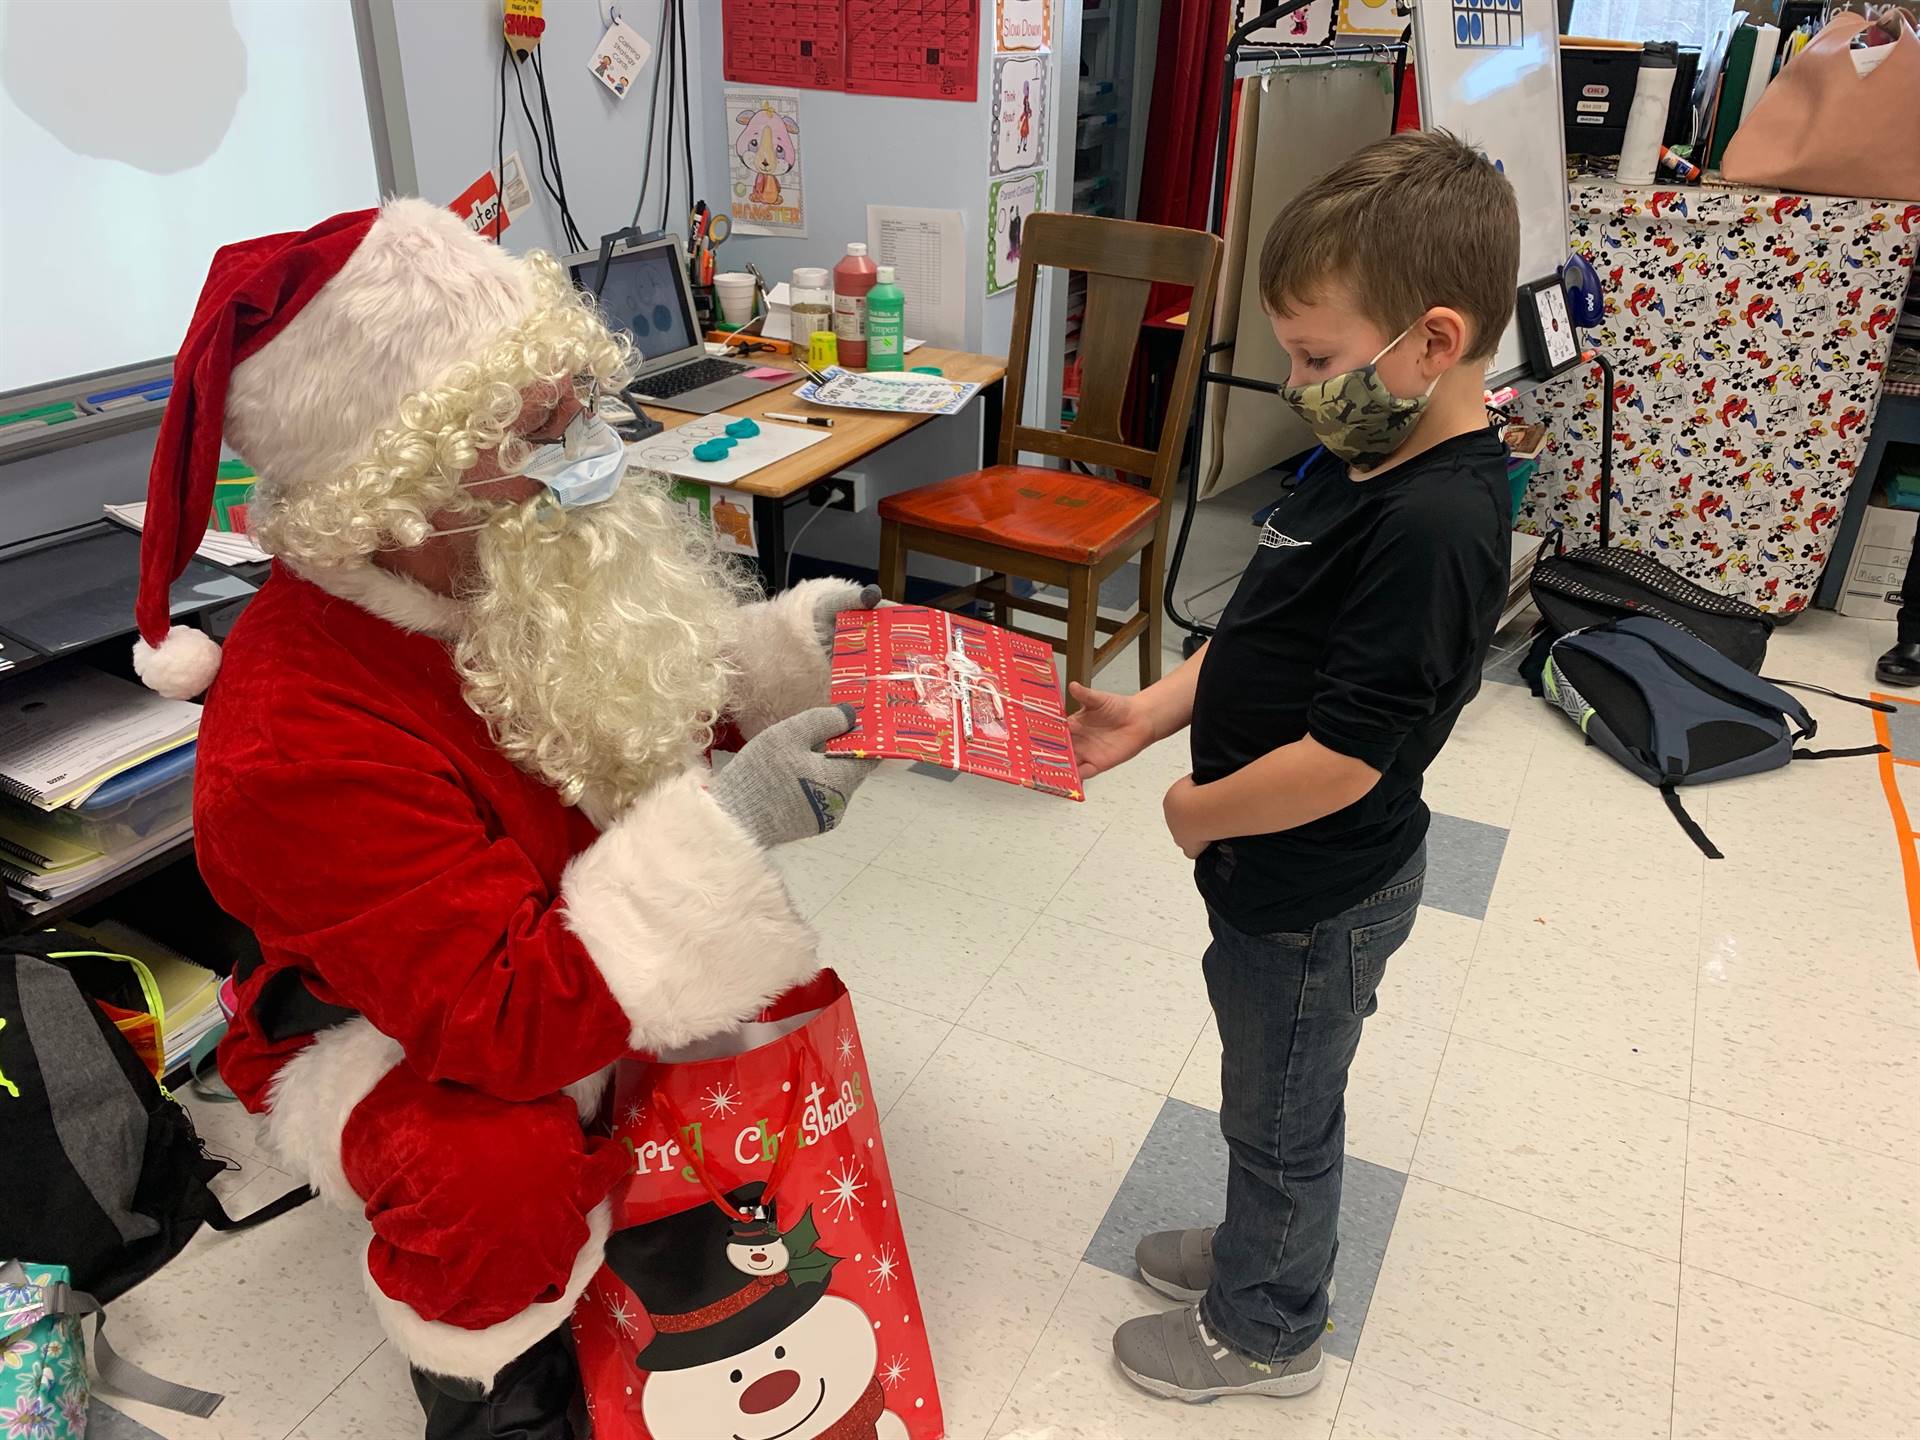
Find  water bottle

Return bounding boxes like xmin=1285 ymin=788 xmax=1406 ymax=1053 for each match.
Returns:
xmin=866 ymin=266 xmax=905 ymax=372
xmin=1617 ymin=42 xmax=1679 ymax=185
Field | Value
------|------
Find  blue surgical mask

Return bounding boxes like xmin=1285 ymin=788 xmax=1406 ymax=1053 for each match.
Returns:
xmin=429 ymin=410 xmax=629 ymax=539
xmin=507 ymin=410 xmax=628 ymax=508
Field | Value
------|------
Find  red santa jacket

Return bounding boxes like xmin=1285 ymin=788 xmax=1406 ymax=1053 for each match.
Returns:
xmin=198 ymin=564 xmax=834 ymax=1115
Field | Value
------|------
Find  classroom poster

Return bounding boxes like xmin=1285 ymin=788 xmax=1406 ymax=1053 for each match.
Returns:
xmin=989 ymin=53 xmax=1049 ymax=175
xmin=1338 ymin=0 xmax=1405 ymax=37
xmin=668 ymin=479 xmax=757 ymax=556
xmin=725 ymin=88 xmax=806 ymax=236
xmin=987 ymin=168 xmax=1043 ymax=295
xmin=995 ymin=0 xmax=1051 ymax=51
xmin=1237 ymin=0 xmax=1336 ymax=46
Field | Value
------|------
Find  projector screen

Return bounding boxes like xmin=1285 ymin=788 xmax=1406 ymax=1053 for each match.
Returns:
xmin=0 ymin=0 xmax=383 ymax=395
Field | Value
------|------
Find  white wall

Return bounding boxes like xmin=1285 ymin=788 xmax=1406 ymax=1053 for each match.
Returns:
xmin=689 ymin=2 xmax=1051 ymax=574
xmin=393 ymin=0 xmax=712 ymax=262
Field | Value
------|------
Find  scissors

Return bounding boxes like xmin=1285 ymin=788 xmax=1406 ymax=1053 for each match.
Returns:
xmin=704 ymin=212 xmax=734 ymax=247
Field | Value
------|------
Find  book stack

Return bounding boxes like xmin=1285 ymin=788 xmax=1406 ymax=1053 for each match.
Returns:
xmin=1694 ymin=15 xmax=1783 ymax=170
xmin=0 ymin=666 xmax=201 ymax=916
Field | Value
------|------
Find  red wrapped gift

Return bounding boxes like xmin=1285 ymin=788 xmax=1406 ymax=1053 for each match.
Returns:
xmin=573 ymin=972 xmax=943 ymax=1440
xmin=825 ymin=605 xmax=1083 ymax=800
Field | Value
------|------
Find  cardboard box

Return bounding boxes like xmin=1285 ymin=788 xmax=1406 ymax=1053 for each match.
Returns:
xmin=1836 ymin=499 xmax=1916 ymax=620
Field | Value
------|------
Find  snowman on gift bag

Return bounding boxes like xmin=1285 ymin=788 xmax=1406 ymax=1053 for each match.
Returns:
xmin=605 ymin=1183 xmax=909 ymax=1440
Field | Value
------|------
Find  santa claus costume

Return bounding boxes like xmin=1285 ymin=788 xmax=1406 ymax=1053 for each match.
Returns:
xmin=134 ymin=199 xmax=877 ymax=1437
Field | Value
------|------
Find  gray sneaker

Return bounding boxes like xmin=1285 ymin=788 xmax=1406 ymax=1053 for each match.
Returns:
xmin=1135 ymin=1226 xmax=1216 ymax=1302
xmin=1113 ymin=1304 xmax=1325 ymax=1401
xmin=1135 ymin=1228 xmax=1336 ymax=1308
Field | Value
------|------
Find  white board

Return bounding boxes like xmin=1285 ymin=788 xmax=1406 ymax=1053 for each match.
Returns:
xmin=0 ymin=0 xmax=381 ymax=394
xmin=1412 ymin=0 xmax=1571 ymax=389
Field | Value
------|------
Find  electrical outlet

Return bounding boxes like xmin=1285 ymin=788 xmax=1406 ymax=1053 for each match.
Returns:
xmin=813 ymin=470 xmax=868 ymax=513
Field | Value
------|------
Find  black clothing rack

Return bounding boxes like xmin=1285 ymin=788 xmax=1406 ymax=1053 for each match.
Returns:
xmin=1163 ymin=2 xmax=1411 ymax=654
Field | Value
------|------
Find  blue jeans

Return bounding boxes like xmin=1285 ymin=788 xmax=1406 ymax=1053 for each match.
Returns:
xmin=1200 ymin=843 xmax=1426 ymax=1362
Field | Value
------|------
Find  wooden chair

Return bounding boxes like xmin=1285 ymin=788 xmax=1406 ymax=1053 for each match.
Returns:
xmin=877 ymin=213 xmax=1222 ymax=697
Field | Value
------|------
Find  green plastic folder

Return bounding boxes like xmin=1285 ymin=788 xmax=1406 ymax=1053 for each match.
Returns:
xmin=1707 ymin=24 xmax=1758 ymax=171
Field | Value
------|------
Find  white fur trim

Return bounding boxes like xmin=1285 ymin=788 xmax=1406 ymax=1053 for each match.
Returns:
xmin=561 ymin=770 xmax=819 ymax=1052
xmin=130 ymin=627 xmax=222 ymax=699
xmin=226 ymin=197 xmax=539 ymax=488
xmin=294 ymin=560 xmax=465 ymax=638
xmin=368 ymin=1199 xmax=612 ymax=1387
xmin=562 ymin=1065 xmax=613 ymax=1125
xmin=725 ymin=578 xmax=862 ymax=739
xmin=261 ymin=1018 xmax=403 ymax=1209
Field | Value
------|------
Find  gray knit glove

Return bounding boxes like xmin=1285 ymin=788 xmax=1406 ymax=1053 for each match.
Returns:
xmin=709 ymin=705 xmax=879 ymax=847
xmin=812 ymin=584 xmax=883 ymax=651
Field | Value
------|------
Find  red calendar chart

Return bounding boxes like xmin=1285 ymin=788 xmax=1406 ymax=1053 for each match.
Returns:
xmin=844 ymin=0 xmax=979 ymax=100
xmin=826 ymin=606 xmax=1083 ymax=800
xmin=721 ymin=0 xmax=845 ymax=91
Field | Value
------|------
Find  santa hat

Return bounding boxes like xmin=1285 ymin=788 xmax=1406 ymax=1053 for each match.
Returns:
xmin=134 ymin=198 xmax=538 ymax=698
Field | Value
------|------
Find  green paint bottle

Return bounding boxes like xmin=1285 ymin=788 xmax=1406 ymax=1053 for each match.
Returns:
xmin=866 ymin=265 xmax=905 ymax=372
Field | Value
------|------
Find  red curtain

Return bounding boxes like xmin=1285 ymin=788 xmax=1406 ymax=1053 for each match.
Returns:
xmin=1121 ymin=0 xmax=1234 ymax=450
xmin=1137 ymin=0 xmax=1236 ymax=318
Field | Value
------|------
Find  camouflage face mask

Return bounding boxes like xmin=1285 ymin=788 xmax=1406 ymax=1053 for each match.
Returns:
xmin=1278 ymin=321 xmax=1437 ymax=471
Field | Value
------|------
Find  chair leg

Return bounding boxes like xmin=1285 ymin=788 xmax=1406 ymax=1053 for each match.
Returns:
xmin=1138 ymin=541 xmax=1165 ymax=688
xmin=1064 ymin=565 xmax=1098 ymax=710
xmin=879 ymin=522 xmax=908 ymax=603
xmin=988 ymin=573 xmax=1010 ymax=628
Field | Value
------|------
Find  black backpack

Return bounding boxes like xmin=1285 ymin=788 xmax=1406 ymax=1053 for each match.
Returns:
xmin=1541 ymin=615 xmax=1891 ymax=857
xmin=1522 ymin=398 xmax=1775 ymax=681
xmin=1 ymin=934 xmax=313 ymax=1413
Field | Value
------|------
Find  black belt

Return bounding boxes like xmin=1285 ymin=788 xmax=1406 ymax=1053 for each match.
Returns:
xmin=234 ymin=954 xmax=360 ymax=1042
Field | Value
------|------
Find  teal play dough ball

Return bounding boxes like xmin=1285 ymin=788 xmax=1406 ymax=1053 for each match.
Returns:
xmin=725 ymin=418 xmax=761 ymax=439
xmin=692 ymin=440 xmax=729 ymax=462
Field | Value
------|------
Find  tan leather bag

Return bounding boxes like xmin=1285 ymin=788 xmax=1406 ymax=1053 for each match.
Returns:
xmin=1721 ymin=11 xmax=1920 ymax=200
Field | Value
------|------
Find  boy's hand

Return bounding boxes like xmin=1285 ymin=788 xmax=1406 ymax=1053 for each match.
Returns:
xmin=1163 ymin=775 xmax=1209 ymax=859
xmin=1068 ymin=683 xmax=1155 ymax=780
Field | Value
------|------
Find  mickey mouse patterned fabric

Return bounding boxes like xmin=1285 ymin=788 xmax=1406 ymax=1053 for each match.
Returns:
xmin=1517 ymin=179 xmax=1920 ymax=612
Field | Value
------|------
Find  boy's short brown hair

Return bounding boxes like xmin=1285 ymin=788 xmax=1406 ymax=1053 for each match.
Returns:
xmin=1258 ymin=130 xmax=1520 ymax=362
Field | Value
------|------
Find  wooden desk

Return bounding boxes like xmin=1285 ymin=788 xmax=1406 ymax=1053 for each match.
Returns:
xmin=639 ymin=347 xmax=1008 ymax=584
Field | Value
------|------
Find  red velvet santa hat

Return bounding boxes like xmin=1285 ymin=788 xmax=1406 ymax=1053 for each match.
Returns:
xmin=134 ymin=198 xmax=539 ymax=698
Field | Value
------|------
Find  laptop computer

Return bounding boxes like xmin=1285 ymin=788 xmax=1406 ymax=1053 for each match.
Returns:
xmin=565 ymin=234 xmax=791 ymax=415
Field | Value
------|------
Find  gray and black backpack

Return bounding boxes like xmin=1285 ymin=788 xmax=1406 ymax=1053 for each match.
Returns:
xmin=1541 ymin=615 xmax=1893 ymax=858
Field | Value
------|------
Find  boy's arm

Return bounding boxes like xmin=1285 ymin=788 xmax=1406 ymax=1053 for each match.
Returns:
xmin=1163 ymin=735 xmax=1378 ymax=856
xmin=1164 ymin=503 xmax=1494 ymax=854
xmin=1068 ymin=641 xmax=1206 ymax=779
xmin=1133 ymin=639 xmax=1208 ymax=740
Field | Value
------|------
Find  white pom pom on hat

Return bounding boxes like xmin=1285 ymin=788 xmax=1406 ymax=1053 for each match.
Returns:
xmin=132 ymin=198 xmax=539 ymax=693
xmin=132 ymin=627 xmax=224 ymax=701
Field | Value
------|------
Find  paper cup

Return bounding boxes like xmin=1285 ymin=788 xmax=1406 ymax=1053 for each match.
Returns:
xmin=713 ymin=271 xmax=757 ymax=327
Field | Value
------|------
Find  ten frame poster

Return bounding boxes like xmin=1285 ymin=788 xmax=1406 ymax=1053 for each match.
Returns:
xmin=990 ymin=53 xmax=1049 ymax=176
xmin=726 ymin=88 xmax=806 ymax=236
xmin=987 ymin=169 xmax=1043 ymax=295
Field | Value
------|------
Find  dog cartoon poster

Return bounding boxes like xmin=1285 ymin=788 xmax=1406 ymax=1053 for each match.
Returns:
xmin=990 ymin=54 xmax=1048 ymax=176
xmin=727 ymin=89 xmax=806 ymax=236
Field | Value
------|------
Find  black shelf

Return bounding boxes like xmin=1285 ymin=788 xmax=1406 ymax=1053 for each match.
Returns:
xmin=1 ymin=832 xmax=199 ymax=938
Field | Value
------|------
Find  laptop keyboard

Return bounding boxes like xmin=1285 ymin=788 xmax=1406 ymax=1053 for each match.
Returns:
xmin=631 ymin=356 xmax=752 ymax=399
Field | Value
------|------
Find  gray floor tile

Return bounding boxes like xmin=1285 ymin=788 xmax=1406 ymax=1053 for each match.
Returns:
xmin=1423 ymin=811 xmax=1510 ymax=920
xmin=87 ymin=1403 xmax=169 ymax=1440
xmin=1884 ymin=697 xmax=1920 ymax=761
xmin=1080 ymin=1096 xmax=1409 ymax=1361
xmin=906 ymin=760 xmax=959 ymax=781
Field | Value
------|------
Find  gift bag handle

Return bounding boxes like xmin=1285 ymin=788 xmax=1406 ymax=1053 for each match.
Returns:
xmin=649 ymin=1043 xmax=819 ymax=1221
xmin=0 ymin=1262 xmax=223 ymax=1419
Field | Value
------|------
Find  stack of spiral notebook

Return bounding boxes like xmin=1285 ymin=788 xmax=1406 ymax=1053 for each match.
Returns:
xmin=0 ymin=666 xmax=200 ymax=914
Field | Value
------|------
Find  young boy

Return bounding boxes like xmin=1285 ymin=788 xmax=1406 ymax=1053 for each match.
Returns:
xmin=1070 ymin=131 xmax=1520 ymax=1401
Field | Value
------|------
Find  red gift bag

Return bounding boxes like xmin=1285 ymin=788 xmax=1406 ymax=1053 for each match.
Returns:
xmin=573 ymin=971 xmax=944 ymax=1440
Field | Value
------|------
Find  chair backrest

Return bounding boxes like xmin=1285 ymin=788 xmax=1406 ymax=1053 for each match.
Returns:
xmin=999 ymin=212 xmax=1223 ymax=502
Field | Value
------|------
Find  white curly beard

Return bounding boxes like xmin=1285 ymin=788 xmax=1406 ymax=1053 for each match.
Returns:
xmin=452 ymin=473 xmax=757 ymax=824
